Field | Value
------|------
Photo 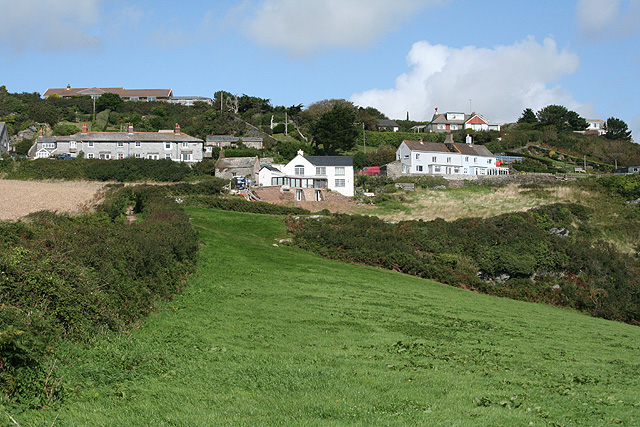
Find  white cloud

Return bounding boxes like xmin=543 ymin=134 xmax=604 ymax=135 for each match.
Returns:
xmin=246 ymin=0 xmax=448 ymax=56
xmin=629 ymin=114 xmax=640 ymax=142
xmin=0 ymin=0 xmax=101 ymax=52
xmin=350 ymin=37 xmax=589 ymax=124
xmin=577 ymin=0 xmax=640 ymax=39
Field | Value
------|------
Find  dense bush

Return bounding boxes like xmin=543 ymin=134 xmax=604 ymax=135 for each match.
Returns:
xmin=187 ymin=195 xmax=311 ymax=215
xmin=0 ymin=185 xmax=199 ymax=407
xmin=287 ymin=203 xmax=640 ymax=325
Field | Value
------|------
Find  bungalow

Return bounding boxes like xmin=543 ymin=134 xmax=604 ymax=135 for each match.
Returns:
xmin=206 ymin=135 xmax=264 ymax=150
xmin=259 ymin=150 xmax=354 ymax=198
xmin=43 ymin=86 xmax=173 ymax=102
xmin=32 ymin=123 xmax=203 ymax=162
xmin=396 ymin=135 xmax=508 ymax=176
xmin=215 ymin=156 xmax=260 ymax=181
xmin=377 ymin=120 xmax=400 ymax=132
xmin=0 ymin=122 xmax=9 ymax=155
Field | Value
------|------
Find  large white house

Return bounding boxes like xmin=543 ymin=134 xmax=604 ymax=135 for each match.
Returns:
xmin=259 ymin=151 xmax=354 ymax=198
xmin=32 ymin=123 xmax=203 ymax=163
xmin=396 ymin=136 xmax=509 ymax=176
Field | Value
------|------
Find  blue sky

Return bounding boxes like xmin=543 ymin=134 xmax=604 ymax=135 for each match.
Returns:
xmin=1 ymin=0 xmax=639 ymax=139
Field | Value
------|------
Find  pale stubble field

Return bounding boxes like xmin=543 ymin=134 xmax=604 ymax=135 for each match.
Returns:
xmin=0 ymin=180 xmax=107 ymax=221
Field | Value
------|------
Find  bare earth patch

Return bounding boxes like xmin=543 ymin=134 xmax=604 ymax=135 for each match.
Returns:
xmin=0 ymin=180 xmax=107 ymax=221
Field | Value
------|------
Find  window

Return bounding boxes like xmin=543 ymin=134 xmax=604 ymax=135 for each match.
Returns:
xmin=148 ymin=97 xmax=156 ymax=102
xmin=417 ymin=165 xmax=423 ymax=172
xmin=432 ymin=156 xmax=437 ymax=162
xmin=438 ymin=124 xmax=445 ymax=129
xmin=182 ymin=142 xmax=188 ymax=147
xmin=117 ymin=141 xmax=124 ymax=147
xmin=316 ymin=166 xmax=326 ymax=175
xmin=135 ymin=153 xmax=141 ymax=158
xmin=465 ymin=156 xmax=469 ymax=162
xmin=131 ymin=97 xmax=139 ymax=102
xmin=87 ymin=153 xmax=94 ymax=159
xmin=335 ymin=167 xmax=345 ymax=176
xmin=454 ymin=168 xmax=460 ymax=173
xmin=434 ymin=166 xmax=441 ymax=173
xmin=88 ymin=141 xmax=94 ymax=147
xmin=148 ymin=154 xmax=159 ymax=160
xmin=294 ymin=165 xmax=304 ymax=175
xmin=69 ymin=141 xmax=76 ymax=149
xmin=474 ymin=157 xmax=477 ymax=163
xmin=488 ymin=159 xmax=493 ymax=164
xmin=447 ymin=157 xmax=452 ymax=163
xmin=135 ymin=141 xmax=141 ymax=147
xmin=296 ymin=189 xmax=303 ymax=201
xmin=165 ymin=154 xmax=172 ymax=160
xmin=181 ymin=153 xmax=192 ymax=161
xmin=451 ymin=125 xmax=458 ymax=130
xmin=416 ymin=153 xmax=420 ymax=159
xmin=118 ymin=153 xmax=124 ymax=159
xmin=42 ymin=142 xmax=56 ymax=149
xmin=165 ymin=142 xmax=171 ymax=149
xmin=335 ymin=179 xmax=346 ymax=187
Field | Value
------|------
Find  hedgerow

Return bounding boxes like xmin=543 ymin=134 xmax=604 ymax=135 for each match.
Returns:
xmin=0 ymin=185 xmax=199 ymax=407
xmin=287 ymin=203 xmax=640 ymax=325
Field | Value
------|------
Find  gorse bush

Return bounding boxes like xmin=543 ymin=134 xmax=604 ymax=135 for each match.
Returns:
xmin=287 ymin=203 xmax=640 ymax=325
xmin=0 ymin=185 xmax=199 ymax=407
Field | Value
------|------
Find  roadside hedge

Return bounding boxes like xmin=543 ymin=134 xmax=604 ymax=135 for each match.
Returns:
xmin=0 ymin=185 xmax=199 ymax=407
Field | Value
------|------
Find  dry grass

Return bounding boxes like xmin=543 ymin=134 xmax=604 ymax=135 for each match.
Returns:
xmin=374 ymin=184 xmax=591 ymax=222
xmin=0 ymin=180 xmax=107 ymax=221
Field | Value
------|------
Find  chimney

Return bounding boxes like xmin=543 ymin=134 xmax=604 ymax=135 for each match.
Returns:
xmin=466 ymin=134 xmax=473 ymax=145
xmin=297 ymin=149 xmax=304 ymax=156
xmin=174 ymin=123 xmax=181 ymax=135
xmin=128 ymin=123 xmax=134 ymax=134
xmin=81 ymin=123 xmax=88 ymax=134
xmin=418 ymin=137 xmax=423 ymax=144
xmin=66 ymin=84 xmax=71 ymax=90
xmin=38 ymin=127 xmax=44 ymax=137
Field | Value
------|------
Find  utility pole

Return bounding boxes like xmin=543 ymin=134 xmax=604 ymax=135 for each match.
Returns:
xmin=285 ymin=111 xmax=288 ymax=137
xmin=362 ymin=122 xmax=366 ymax=153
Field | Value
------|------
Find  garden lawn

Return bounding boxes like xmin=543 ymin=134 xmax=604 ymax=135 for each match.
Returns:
xmin=11 ymin=208 xmax=640 ymax=426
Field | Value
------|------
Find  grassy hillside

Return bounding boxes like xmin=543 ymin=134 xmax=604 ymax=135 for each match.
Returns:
xmin=10 ymin=208 xmax=640 ymax=426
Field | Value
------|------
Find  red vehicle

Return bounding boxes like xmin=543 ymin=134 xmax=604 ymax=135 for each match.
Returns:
xmin=357 ymin=166 xmax=381 ymax=176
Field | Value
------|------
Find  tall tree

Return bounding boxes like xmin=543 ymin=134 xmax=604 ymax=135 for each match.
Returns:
xmin=605 ymin=117 xmax=632 ymax=142
xmin=95 ymin=93 xmax=123 ymax=112
xmin=311 ymin=103 xmax=358 ymax=155
xmin=517 ymin=108 xmax=537 ymax=124
xmin=536 ymin=105 xmax=587 ymax=132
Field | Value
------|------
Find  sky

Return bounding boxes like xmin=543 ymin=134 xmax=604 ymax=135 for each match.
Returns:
xmin=1 ymin=0 xmax=639 ymax=139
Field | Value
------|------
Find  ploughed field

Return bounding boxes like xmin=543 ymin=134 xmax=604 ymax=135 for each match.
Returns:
xmin=0 ymin=180 xmax=106 ymax=220
xmin=17 ymin=208 xmax=640 ymax=426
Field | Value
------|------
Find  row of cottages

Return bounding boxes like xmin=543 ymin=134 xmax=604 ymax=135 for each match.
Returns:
xmin=396 ymin=135 xmax=509 ymax=176
xmin=427 ymin=111 xmax=501 ymax=133
xmin=258 ymin=151 xmax=354 ymax=198
xmin=32 ymin=123 xmax=203 ymax=163
xmin=0 ymin=122 xmax=9 ymax=155
xmin=43 ymin=85 xmax=212 ymax=105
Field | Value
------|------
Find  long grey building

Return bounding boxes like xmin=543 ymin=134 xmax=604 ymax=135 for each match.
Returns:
xmin=32 ymin=123 xmax=203 ymax=163
xmin=0 ymin=122 xmax=9 ymax=155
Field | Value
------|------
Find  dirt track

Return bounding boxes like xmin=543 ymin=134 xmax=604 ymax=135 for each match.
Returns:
xmin=0 ymin=180 xmax=107 ymax=221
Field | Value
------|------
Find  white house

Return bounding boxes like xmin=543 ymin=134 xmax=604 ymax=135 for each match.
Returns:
xmin=259 ymin=151 xmax=354 ymax=198
xmin=396 ymin=136 xmax=508 ymax=176
xmin=427 ymin=111 xmax=501 ymax=133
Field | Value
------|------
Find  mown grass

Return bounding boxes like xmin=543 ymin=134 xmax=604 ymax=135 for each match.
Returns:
xmin=9 ymin=208 xmax=640 ymax=426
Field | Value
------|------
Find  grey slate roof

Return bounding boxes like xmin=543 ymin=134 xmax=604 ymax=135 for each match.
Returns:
xmin=304 ymin=156 xmax=353 ymax=167
xmin=377 ymin=120 xmax=399 ymax=127
xmin=403 ymin=140 xmax=450 ymax=153
xmin=50 ymin=131 xmax=202 ymax=143
xmin=216 ymin=157 xmax=259 ymax=169
xmin=451 ymin=143 xmax=494 ymax=157
xmin=430 ymin=113 xmax=470 ymax=125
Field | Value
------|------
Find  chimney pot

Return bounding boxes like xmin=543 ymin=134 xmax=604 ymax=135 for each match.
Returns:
xmin=39 ymin=127 xmax=44 ymax=137
xmin=128 ymin=123 xmax=134 ymax=134
xmin=81 ymin=123 xmax=88 ymax=134
xmin=174 ymin=123 xmax=181 ymax=135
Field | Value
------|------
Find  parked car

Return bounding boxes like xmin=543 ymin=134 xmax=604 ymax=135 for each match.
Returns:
xmin=55 ymin=154 xmax=75 ymax=160
xmin=357 ymin=166 xmax=381 ymax=176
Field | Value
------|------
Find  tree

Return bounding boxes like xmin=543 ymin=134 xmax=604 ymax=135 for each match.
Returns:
xmin=95 ymin=93 xmax=123 ymax=112
xmin=605 ymin=117 xmax=632 ymax=142
xmin=517 ymin=108 xmax=537 ymax=124
xmin=310 ymin=103 xmax=358 ymax=155
xmin=536 ymin=105 xmax=587 ymax=132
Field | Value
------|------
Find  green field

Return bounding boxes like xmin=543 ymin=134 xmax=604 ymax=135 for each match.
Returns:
xmin=11 ymin=208 xmax=640 ymax=426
